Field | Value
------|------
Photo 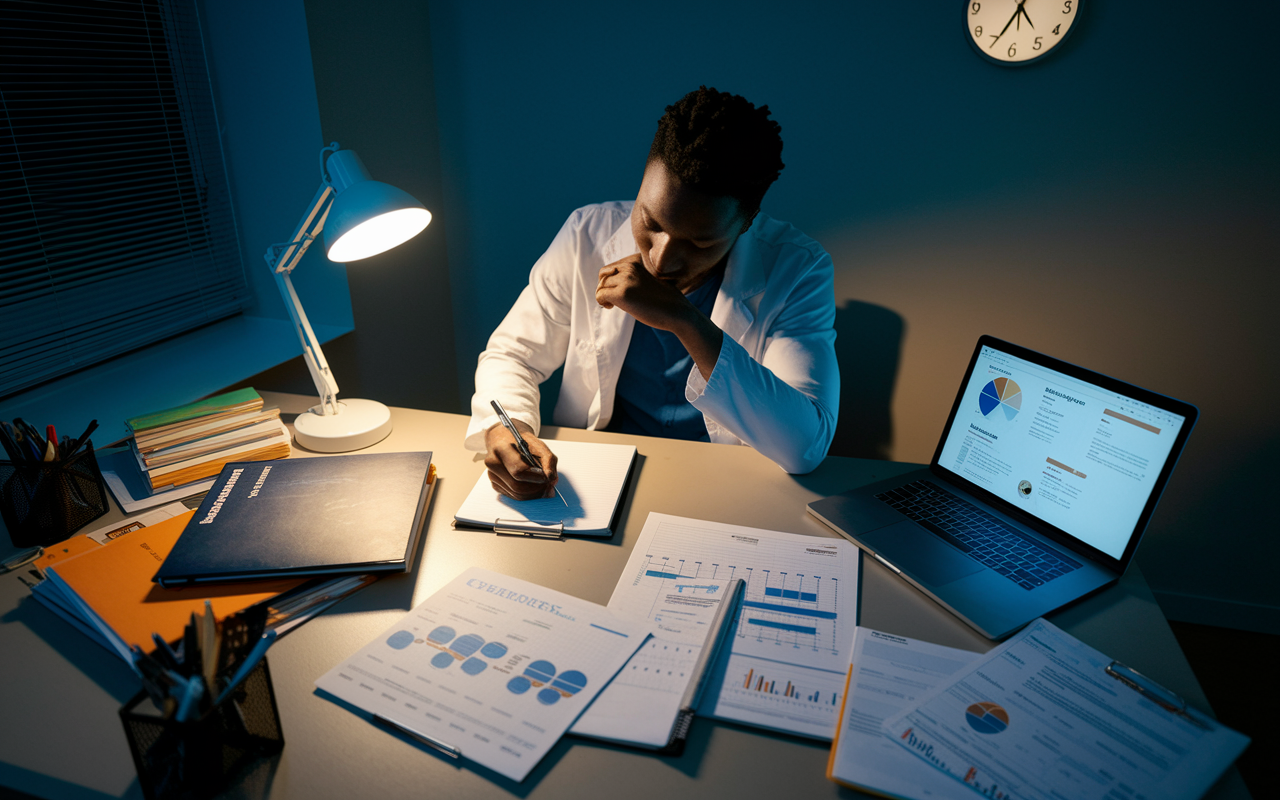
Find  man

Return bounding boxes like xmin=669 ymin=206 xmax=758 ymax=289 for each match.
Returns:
xmin=467 ymin=86 xmax=839 ymax=500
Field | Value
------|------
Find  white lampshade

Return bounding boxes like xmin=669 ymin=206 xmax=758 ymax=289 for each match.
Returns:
xmin=321 ymin=149 xmax=432 ymax=262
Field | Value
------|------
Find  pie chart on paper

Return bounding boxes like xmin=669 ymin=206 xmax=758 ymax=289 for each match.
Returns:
xmin=978 ymin=377 xmax=1022 ymax=421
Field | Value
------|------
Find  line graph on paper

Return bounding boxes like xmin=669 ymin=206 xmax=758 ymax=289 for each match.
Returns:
xmin=610 ymin=514 xmax=861 ymax=739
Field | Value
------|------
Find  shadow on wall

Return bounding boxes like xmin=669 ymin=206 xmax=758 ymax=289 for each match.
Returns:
xmin=827 ymin=300 xmax=904 ymax=461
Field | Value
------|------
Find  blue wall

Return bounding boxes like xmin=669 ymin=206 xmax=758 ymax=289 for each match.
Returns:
xmin=427 ymin=0 xmax=1279 ymax=630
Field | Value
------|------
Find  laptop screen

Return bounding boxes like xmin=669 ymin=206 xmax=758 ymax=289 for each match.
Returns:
xmin=935 ymin=342 xmax=1188 ymax=560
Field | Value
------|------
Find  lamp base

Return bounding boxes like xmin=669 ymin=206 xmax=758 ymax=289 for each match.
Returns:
xmin=293 ymin=398 xmax=393 ymax=453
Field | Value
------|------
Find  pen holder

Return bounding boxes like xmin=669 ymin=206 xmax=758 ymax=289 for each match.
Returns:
xmin=119 ymin=658 xmax=285 ymax=800
xmin=0 ymin=442 xmax=109 ymax=548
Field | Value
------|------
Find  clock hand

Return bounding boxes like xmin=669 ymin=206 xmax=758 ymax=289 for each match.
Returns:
xmin=1017 ymin=2 xmax=1035 ymax=29
xmin=989 ymin=3 xmax=1022 ymax=48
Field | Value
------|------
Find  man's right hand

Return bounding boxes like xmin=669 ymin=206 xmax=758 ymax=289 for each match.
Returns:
xmin=484 ymin=420 xmax=559 ymax=500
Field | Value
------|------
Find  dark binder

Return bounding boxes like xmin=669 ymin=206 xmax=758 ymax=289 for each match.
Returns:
xmin=153 ymin=452 xmax=434 ymax=587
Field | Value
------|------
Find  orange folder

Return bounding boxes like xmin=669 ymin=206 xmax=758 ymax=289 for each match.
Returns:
xmin=43 ymin=510 xmax=304 ymax=660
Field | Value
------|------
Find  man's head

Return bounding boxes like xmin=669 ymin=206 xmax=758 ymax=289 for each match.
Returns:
xmin=632 ymin=87 xmax=784 ymax=294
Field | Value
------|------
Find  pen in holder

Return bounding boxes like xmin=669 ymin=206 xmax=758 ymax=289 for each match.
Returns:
xmin=0 ymin=441 xmax=109 ymax=548
xmin=119 ymin=658 xmax=285 ymax=800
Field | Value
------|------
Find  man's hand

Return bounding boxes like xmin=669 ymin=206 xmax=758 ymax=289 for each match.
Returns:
xmin=484 ymin=420 xmax=559 ymax=500
xmin=596 ymin=255 xmax=699 ymax=333
xmin=596 ymin=254 xmax=724 ymax=379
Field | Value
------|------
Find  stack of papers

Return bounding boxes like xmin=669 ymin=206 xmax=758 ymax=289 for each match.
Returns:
xmin=830 ymin=619 xmax=1252 ymax=800
xmin=573 ymin=513 xmax=861 ymax=746
xmin=316 ymin=567 xmax=650 ymax=782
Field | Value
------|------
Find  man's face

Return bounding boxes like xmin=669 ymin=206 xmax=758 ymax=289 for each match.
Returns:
xmin=631 ymin=160 xmax=748 ymax=295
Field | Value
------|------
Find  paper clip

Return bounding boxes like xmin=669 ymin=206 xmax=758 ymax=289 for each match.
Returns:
xmin=1 ymin=546 xmax=43 ymax=574
xmin=493 ymin=519 xmax=564 ymax=539
xmin=1104 ymin=660 xmax=1211 ymax=730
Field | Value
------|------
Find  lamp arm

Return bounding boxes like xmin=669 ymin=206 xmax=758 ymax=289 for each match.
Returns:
xmin=265 ymin=181 xmax=341 ymax=416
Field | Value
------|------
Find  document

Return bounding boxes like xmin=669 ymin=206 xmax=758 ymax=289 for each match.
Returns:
xmin=594 ymin=513 xmax=860 ymax=740
xmin=570 ymin=575 xmax=736 ymax=748
xmin=315 ymin=567 xmax=649 ymax=782
xmin=454 ymin=439 xmax=636 ymax=536
xmin=827 ymin=628 xmax=980 ymax=799
xmin=883 ymin=617 xmax=1251 ymax=800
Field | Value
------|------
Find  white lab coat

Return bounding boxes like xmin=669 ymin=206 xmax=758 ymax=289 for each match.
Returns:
xmin=466 ymin=202 xmax=839 ymax=473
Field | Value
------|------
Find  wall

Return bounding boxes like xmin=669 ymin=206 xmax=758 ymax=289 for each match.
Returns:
xmin=426 ymin=0 xmax=1280 ymax=631
xmin=218 ymin=0 xmax=461 ymax=415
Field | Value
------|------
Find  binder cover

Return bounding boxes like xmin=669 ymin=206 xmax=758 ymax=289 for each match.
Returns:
xmin=154 ymin=452 xmax=434 ymax=586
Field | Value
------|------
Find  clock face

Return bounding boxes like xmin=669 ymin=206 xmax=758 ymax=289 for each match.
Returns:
xmin=964 ymin=0 xmax=1081 ymax=65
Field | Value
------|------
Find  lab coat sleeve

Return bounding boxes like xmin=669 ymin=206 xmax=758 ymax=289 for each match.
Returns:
xmin=465 ymin=212 xmax=582 ymax=451
xmin=686 ymin=252 xmax=839 ymax=474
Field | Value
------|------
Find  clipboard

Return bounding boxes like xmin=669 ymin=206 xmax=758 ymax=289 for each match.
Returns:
xmin=453 ymin=440 xmax=638 ymax=538
xmin=879 ymin=617 xmax=1250 ymax=800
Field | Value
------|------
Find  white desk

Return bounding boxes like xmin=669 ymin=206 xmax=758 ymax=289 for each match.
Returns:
xmin=0 ymin=392 xmax=1250 ymax=799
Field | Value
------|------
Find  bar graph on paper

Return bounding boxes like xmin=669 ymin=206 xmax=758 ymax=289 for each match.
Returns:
xmin=613 ymin=513 xmax=861 ymax=740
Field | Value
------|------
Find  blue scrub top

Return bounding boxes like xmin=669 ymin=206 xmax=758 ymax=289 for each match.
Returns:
xmin=605 ymin=268 xmax=724 ymax=441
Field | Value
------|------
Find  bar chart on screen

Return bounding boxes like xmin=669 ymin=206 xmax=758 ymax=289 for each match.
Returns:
xmin=611 ymin=513 xmax=860 ymax=740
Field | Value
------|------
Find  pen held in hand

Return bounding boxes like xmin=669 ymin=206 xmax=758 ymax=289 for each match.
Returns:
xmin=490 ymin=399 xmax=568 ymax=507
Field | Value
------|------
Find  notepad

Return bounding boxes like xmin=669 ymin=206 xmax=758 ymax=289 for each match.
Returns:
xmin=454 ymin=439 xmax=637 ymax=537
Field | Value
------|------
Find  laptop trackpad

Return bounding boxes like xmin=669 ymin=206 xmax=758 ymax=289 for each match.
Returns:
xmin=862 ymin=522 xmax=984 ymax=588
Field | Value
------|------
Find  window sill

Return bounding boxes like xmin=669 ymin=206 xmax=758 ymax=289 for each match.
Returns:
xmin=0 ymin=314 xmax=351 ymax=443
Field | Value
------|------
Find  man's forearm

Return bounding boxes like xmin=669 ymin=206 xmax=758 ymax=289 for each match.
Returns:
xmin=672 ymin=307 xmax=725 ymax=380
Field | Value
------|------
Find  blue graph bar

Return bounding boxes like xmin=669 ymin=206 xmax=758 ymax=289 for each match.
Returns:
xmin=645 ymin=569 xmax=681 ymax=580
xmin=748 ymin=618 xmax=817 ymax=636
xmin=742 ymin=600 xmax=837 ymax=619
xmin=764 ymin=588 xmax=819 ymax=602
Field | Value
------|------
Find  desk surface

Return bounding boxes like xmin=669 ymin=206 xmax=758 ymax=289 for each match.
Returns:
xmin=0 ymin=393 xmax=1250 ymax=799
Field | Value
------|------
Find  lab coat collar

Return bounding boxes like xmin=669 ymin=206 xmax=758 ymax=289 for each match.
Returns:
xmin=713 ymin=215 xmax=767 ymax=341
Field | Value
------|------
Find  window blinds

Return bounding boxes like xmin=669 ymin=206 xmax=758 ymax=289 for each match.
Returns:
xmin=0 ymin=0 xmax=247 ymax=398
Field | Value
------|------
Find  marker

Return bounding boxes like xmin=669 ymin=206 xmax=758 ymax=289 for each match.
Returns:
xmin=680 ymin=577 xmax=745 ymax=713
xmin=372 ymin=714 xmax=460 ymax=759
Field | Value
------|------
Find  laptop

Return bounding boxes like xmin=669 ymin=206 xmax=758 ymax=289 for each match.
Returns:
xmin=807 ymin=336 xmax=1197 ymax=640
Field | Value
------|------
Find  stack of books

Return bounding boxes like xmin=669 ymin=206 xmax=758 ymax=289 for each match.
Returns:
xmin=127 ymin=388 xmax=291 ymax=491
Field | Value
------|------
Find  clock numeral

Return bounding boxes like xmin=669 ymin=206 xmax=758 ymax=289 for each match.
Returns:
xmin=1053 ymin=23 xmax=1062 ymax=35
xmin=1007 ymin=43 xmax=1017 ymax=57
xmin=970 ymin=1 xmax=980 ymax=14
xmin=1062 ymin=0 xmax=1072 ymax=13
xmin=1033 ymin=36 xmax=1043 ymax=50
xmin=974 ymin=25 xmax=983 ymax=37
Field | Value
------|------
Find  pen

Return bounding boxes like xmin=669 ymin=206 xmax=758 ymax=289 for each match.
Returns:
xmin=201 ymin=600 xmax=219 ymax=689
xmin=372 ymin=714 xmax=461 ymax=759
xmin=64 ymin=419 xmax=99 ymax=460
xmin=679 ymin=577 xmax=745 ymax=713
xmin=489 ymin=399 xmax=567 ymax=506
xmin=216 ymin=628 xmax=278 ymax=705
xmin=174 ymin=674 xmax=205 ymax=723
xmin=0 ymin=423 xmax=21 ymax=461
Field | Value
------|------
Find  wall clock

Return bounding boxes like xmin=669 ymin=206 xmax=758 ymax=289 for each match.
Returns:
xmin=964 ymin=0 xmax=1082 ymax=66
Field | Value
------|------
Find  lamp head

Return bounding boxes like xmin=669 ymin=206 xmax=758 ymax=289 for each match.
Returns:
xmin=322 ymin=148 xmax=431 ymax=262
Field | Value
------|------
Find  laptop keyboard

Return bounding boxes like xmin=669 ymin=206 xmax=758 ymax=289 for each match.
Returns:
xmin=875 ymin=480 xmax=1081 ymax=591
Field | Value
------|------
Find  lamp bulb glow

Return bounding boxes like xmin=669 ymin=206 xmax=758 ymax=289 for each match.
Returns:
xmin=326 ymin=207 xmax=432 ymax=262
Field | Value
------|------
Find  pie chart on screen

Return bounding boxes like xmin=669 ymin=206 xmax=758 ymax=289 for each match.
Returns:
xmin=978 ymin=377 xmax=1022 ymax=421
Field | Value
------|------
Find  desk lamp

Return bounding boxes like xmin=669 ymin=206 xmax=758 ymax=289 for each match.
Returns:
xmin=264 ymin=142 xmax=431 ymax=452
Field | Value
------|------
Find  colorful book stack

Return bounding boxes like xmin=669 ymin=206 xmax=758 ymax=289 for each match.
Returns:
xmin=126 ymin=388 xmax=291 ymax=491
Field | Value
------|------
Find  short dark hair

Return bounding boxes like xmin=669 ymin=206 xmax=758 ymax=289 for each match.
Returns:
xmin=647 ymin=86 xmax=784 ymax=218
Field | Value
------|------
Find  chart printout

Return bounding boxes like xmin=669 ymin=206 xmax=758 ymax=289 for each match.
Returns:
xmin=610 ymin=513 xmax=861 ymax=740
xmin=882 ymin=618 xmax=1250 ymax=800
xmin=570 ymin=576 xmax=733 ymax=747
xmin=828 ymin=628 xmax=980 ymax=799
xmin=315 ymin=567 xmax=649 ymax=782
